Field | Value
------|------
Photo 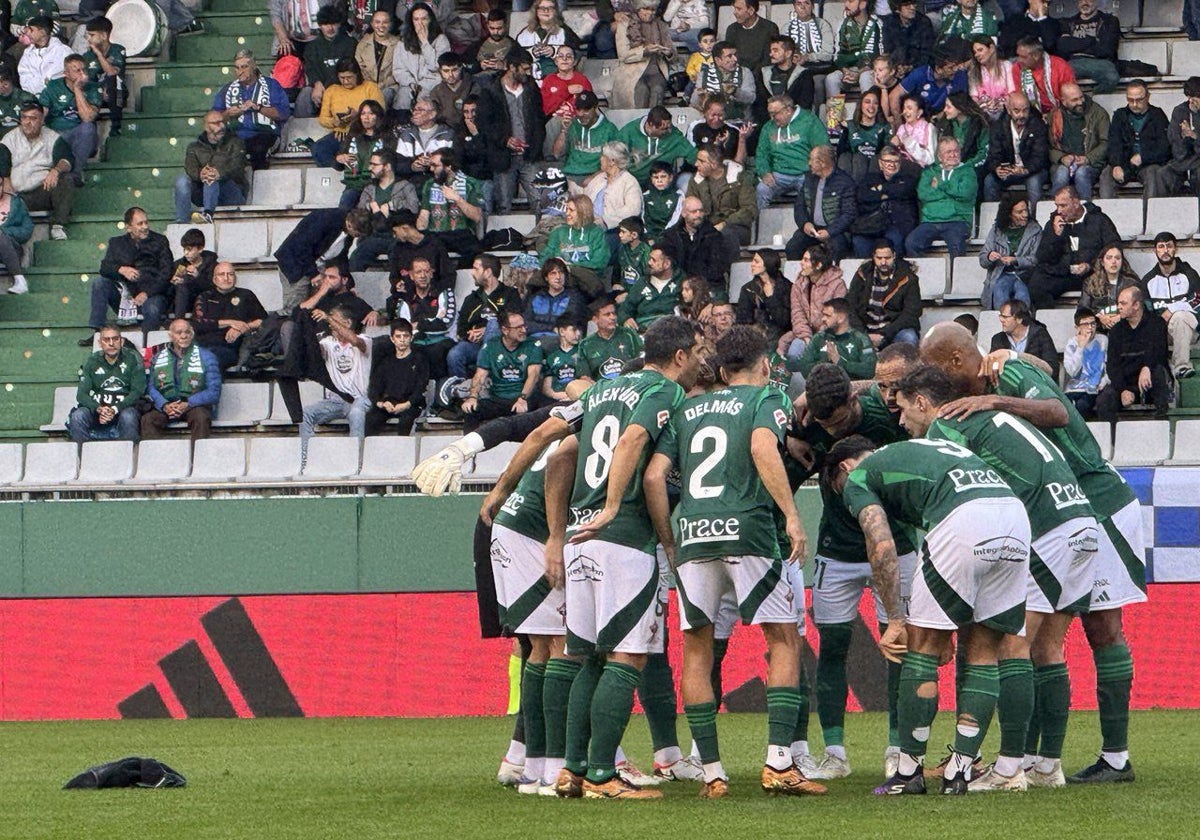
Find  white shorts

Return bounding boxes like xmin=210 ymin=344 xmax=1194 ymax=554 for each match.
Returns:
xmin=1090 ymin=498 xmax=1149 ymax=610
xmin=909 ymin=497 xmax=1031 ymax=634
xmin=713 ymin=589 xmax=740 ymax=641
xmin=1026 ymin=516 xmax=1098 ymax=615
xmin=564 ymin=539 xmax=665 ymax=656
xmin=491 ymin=523 xmax=566 ymax=636
xmin=675 ymin=555 xmax=798 ymax=631
xmin=811 ymin=552 xmax=918 ymax=625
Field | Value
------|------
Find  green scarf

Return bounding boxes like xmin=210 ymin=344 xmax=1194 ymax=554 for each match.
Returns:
xmin=152 ymin=344 xmax=206 ymax=401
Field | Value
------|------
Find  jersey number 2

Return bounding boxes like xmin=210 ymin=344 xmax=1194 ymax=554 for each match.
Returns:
xmin=688 ymin=427 xmax=727 ymax=499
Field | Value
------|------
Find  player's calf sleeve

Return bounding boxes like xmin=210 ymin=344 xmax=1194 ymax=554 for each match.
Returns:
xmin=897 ymin=652 xmax=940 ymax=759
xmin=507 ymin=653 xmax=523 ymax=718
xmin=792 ymin=659 xmax=812 ymax=744
xmin=955 ymin=664 xmax=1001 ymax=760
xmin=1034 ymin=662 xmax=1070 ymax=759
xmin=997 ymin=658 xmax=1034 ymax=759
xmin=586 ymin=662 xmax=643 ymax=783
xmin=638 ymin=652 xmax=679 ymax=752
xmin=1094 ymin=643 xmax=1134 ymax=753
xmin=543 ymin=658 xmax=581 ymax=760
xmin=521 ymin=663 xmax=547 ymax=759
xmin=815 ymin=622 xmax=853 ymax=746
xmin=766 ymin=686 xmax=802 ymax=763
xmin=684 ymin=701 xmax=721 ymax=765
xmin=565 ymin=656 xmax=604 ymax=774
xmin=710 ymin=637 xmax=729 ymax=708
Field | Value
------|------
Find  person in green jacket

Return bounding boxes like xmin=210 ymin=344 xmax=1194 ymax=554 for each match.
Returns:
xmin=795 ymin=297 xmax=877 ymax=379
xmin=576 ymin=298 xmax=643 ymax=380
xmin=67 ymin=325 xmax=146 ymax=442
xmin=540 ymin=194 xmax=610 ymax=299
xmin=755 ymin=93 xmax=830 ymax=208
xmin=551 ymin=91 xmax=620 ymax=183
xmin=618 ymin=245 xmax=684 ymax=331
xmin=616 ymin=216 xmax=652 ymax=291
xmin=618 ymin=106 xmax=697 ymax=187
xmin=642 ymin=161 xmax=681 ymax=242
xmin=905 ymin=136 xmax=977 ymax=257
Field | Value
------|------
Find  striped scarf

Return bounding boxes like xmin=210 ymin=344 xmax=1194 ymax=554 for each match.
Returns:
xmin=1019 ymin=52 xmax=1057 ymax=110
xmin=223 ymin=75 xmax=275 ymax=130
xmin=786 ymin=15 xmax=823 ymax=54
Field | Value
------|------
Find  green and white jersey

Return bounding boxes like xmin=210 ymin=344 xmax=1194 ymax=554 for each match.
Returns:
xmin=991 ymin=360 xmax=1135 ymax=518
xmin=798 ymin=388 xmax=906 ymax=470
xmin=493 ymin=441 xmax=560 ymax=544
xmin=477 ymin=337 xmax=543 ymax=400
xmin=576 ymin=327 xmax=643 ymax=380
xmin=543 ymin=344 xmax=579 ymax=392
xmin=658 ymin=384 xmax=792 ymax=563
xmin=843 ymin=438 xmax=1016 ymax=532
xmin=926 ymin=410 xmax=1095 ymax=539
xmin=568 ymin=369 xmax=685 ymax=552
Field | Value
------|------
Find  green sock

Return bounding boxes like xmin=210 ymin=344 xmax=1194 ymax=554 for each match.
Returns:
xmin=543 ymin=658 xmax=582 ymax=761
xmin=880 ymin=623 xmax=900 ymax=746
xmin=1024 ymin=679 xmax=1042 ymax=756
xmin=898 ymin=651 xmax=940 ymax=760
xmin=564 ymin=656 xmax=603 ymax=774
xmin=711 ymin=637 xmax=729 ymax=708
xmin=1034 ymin=662 xmax=1070 ymax=759
xmin=767 ymin=685 xmax=801 ymax=752
xmin=586 ymin=662 xmax=643 ymax=783
xmin=816 ymin=622 xmax=853 ymax=747
xmin=638 ymin=652 xmax=678 ymax=753
xmin=684 ymin=701 xmax=721 ymax=765
xmin=997 ymin=658 xmax=1034 ymax=759
xmin=1094 ymin=643 xmax=1134 ymax=753
xmin=792 ymin=659 xmax=811 ymax=744
xmin=521 ymin=662 xmax=547 ymax=760
xmin=956 ymin=664 xmax=1001 ymax=759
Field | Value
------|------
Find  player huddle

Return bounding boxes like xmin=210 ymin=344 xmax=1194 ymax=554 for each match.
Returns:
xmin=413 ymin=316 xmax=1145 ymax=800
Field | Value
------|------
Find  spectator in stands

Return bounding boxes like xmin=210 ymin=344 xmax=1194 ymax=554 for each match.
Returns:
xmin=538 ymin=316 xmax=580 ymax=404
xmin=983 ymin=91 xmax=1049 ymax=203
xmin=174 ymin=110 xmax=248 ymax=225
xmin=1096 ymin=285 xmax=1171 ymax=421
xmin=725 ymin=0 xmax=779 ymax=75
xmin=311 ymin=57 xmax=384 ymax=168
xmin=619 ymin=246 xmax=683 ymax=331
xmin=1142 ymin=231 xmax=1200 ymax=380
xmin=82 ymin=15 xmax=125 ymax=136
xmin=736 ymin=248 xmax=792 ymax=346
xmin=84 ymin=207 xmax=172 ymax=345
xmin=1030 ymin=185 xmax=1120 ymax=311
xmin=933 ymin=92 xmax=989 ymax=174
xmin=428 ymin=53 xmax=474 ymax=132
xmin=516 ymin=1 xmax=582 ymax=85
xmin=479 ymin=47 xmax=545 ymax=214
xmin=967 ymin=35 xmax=1013 ymax=122
xmin=349 ymin=150 xmax=418 ymax=271
xmin=643 ymin=161 xmax=684 ymax=242
xmin=191 ymin=262 xmax=267 ymax=371
xmin=826 ymin=0 xmax=882 ymax=99
xmin=297 ymin=5 xmax=356 ymax=118
xmin=577 ymin=297 xmax=644 ymax=379
xmin=0 ymin=67 xmax=26 ymax=138
xmin=393 ymin=2 xmax=450 ymax=117
xmin=448 ymin=254 xmax=516 ymax=377
xmin=664 ymin=0 xmax=709 ymax=53
xmin=611 ymin=0 xmax=676 ymax=110
xmin=213 ymin=50 xmax=291 ymax=171
xmin=939 ymin=0 xmax=996 ymax=39
xmin=553 ymin=91 xmax=619 ymax=185
xmin=684 ymin=28 xmax=717 ymax=88
xmin=1164 ymin=76 xmax=1200 ymax=197
xmin=355 ymin=10 xmax=400 ymax=109
xmin=540 ymin=44 xmax=591 ymax=122
xmin=1063 ymin=306 xmax=1107 ymax=418
xmin=336 ymin=101 xmax=396 ymax=212
xmin=889 ymin=44 xmax=968 ymax=119
xmin=872 ymin=55 xmax=905 ymax=126
xmin=616 ymin=216 xmax=652 ymax=289
xmin=852 ymin=144 xmax=918 ymax=258
xmin=794 ymin=296 xmax=877 ymax=378
xmin=1056 ymin=0 xmax=1120 ymax=95
xmin=894 ymin=93 xmax=936 ymax=168
xmin=882 ymin=0 xmax=935 ymax=78
xmin=761 ymin=35 xmax=811 ymax=110
xmin=366 ymin=318 xmax=428 ymax=436
xmin=786 ymin=144 xmax=857 ymax=260
xmin=38 ymin=53 xmax=97 ymax=184
xmin=398 ymin=256 xmax=455 ymax=378
xmin=692 ymin=42 xmax=757 ymax=122
xmin=684 ymin=98 xmax=745 ymax=166
xmin=0 ymin=155 xmax=29 ymax=293
xmin=525 ymin=257 xmax=588 ymax=338
xmin=688 ymin=143 xmax=757 ymax=261
xmin=169 ymin=227 xmax=217 ymax=319
xmin=1081 ymin=242 xmax=1144 ymax=330
xmin=142 ymin=318 xmax=223 ymax=441
xmin=836 ymin=87 xmax=890 ymax=181
xmin=417 ymin=147 xmax=483 ymax=261
xmin=618 ymin=105 xmax=696 ymax=188
xmin=1100 ymin=80 xmax=1171 ymax=199
xmin=272 ymin=207 xmax=352 ymax=311
xmin=661 ymin=195 xmax=731 ymax=294
xmin=907 ymin=136 xmax=977 ymax=257
xmin=395 ymin=95 xmax=456 ymax=185
xmin=67 ymin=325 xmax=146 ymax=443
xmin=299 ymin=304 xmax=373 ymax=450
xmin=755 ymin=93 xmax=829 ymax=208
xmin=1011 ymin=36 xmax=1074 ymax=115
xmin=461 ymin=309 xmax=543 ymax=431
xmin=846 ymin=239 xmax=921 ymax=346
xmin=17 ymin=16 xmax=68 ymax=97
xmin=477 ymin=10 xmax=515 ymax=74
xmin=998 ymin=0 xmax=1060 ymax=60
xmin=267 ymin=0 xmax=332 ymax=57
xmin=584 ymin=141 xmax=642 ymax=251
xmin=456 ymin=95 xmax=509 ymax=211
xmin=979 ymin=193 xmax=1040 ymax=309
xmin=990 ymin=299 xmax=1059 ymax=378
xmin=782 ymin=0 xmax=838 ymax=106
xmin=541 ymin=194 xmax=610 ymax=298
xmin=387 ymin=209 xmax=454 ymax=293
xmin=1048 ymin=82 xmax=1109 ymax=200
xmin=2 ymin=101 xmax=72 ymax=242
xmin=787 ymin=242 xmax=847 ymax=358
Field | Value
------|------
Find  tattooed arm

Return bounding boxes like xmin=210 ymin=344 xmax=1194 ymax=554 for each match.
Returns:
xmin=858 ymin=503 xmax=907 ymax=662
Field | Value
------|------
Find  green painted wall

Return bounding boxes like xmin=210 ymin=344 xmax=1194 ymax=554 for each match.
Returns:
xmin=0 ymin=489 xmax=824 ymax=597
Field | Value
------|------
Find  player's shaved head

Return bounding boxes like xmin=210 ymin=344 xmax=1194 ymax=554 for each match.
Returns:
xmin=715 ymin=325 xmax=768 ymax=377
xmin=919 ymin=322 xmax=985 ymax=396
xmin=806 ymin=363 xmax=853 ymax=421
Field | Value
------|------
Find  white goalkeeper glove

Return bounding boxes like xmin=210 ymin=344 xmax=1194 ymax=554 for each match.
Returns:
xmin=412 ymin=441 xmax=470 ymax=496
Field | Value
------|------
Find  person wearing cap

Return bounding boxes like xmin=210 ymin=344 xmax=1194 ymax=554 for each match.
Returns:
xmin=82 ymin=16 xmax=126 ymax=136
xmin=297 ymin=4 xmax=356 ymax=118
xmin=355 ymin=9 xmax=400 ymax=110
xmin=213 ymin=49 xmax=291 ymax=171
xmin=882 ymin=0 xmax=935 ymax=76
xmin=552 ymin=90 xmax=620 ymax=184
xmin=17 ymin=16 xmax=70 ymax=97
xmin=888 ymin=44 xmax=968 ymax=120
xmin=429 ymin=52 xmax=476 ymax=131
xmin=387 ymin=208 xmax=455 ymax=292
xmin=1163 ymin=77 xmax=1200 ymax=197
xmin=1141 ymin=231 xmax=1200 ymax=380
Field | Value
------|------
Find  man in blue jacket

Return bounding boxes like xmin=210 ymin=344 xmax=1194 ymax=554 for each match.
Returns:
xmin=141 ymin=318 xmax=223 ymax=441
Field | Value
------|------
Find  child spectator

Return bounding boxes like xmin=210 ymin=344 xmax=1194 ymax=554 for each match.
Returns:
xmin=642 ymin=161 xmax=681 ymax=242
xmin=685 ymin=28 xmax=717 ymax=86
xmin=169 ymin=226 xmax=218 ymax=318
xmin=1063 ymin=306 xmax=1107 ymax=418
xmin=366 ymin=318 xmax=429 ymax=436
xmin=540 ymin=314 xmax=581 ymax=406
xmin=82 ymin=16 xmax=125 ymax=135
xmin=616 ymin=216 xmax=652 ymax=291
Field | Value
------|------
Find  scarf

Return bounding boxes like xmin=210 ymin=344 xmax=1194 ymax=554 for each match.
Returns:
xmin=223 ymin=75 xmax=275 ymax=129
xmin=1019 ymin=52 xmax=1057 ymax=110
xmin=283 ymin=0 xmax=319 ymax=40
xmin=787 ymin=15 xmax=823 ymax=54
xmin=699 ymin=62 xmax=742 ymax=97
xmin=837 ymin=14 xmax=882 ymax=62
xmin=152 ymin=344 xmax=206 ymax=402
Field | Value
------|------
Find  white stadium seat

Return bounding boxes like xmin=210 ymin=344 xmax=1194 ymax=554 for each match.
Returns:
xmin=945 ymin=257 xmax=987 ymax=302
xmin=0 ymin=442 xmax=24 ymax=485
xmin=302 ymin=437 xmax=362 ymax=479
xmin=19 ymin=442 xmax=79 ymax=485
xmin=1142 ymin=197 xmax=1199 ymax=241
xmin=212 ymin=382 xmax=272 ymax=428
xmin=1038 ymin=308 xmax=1078 ymax=353
xmin=1112 ymin=419 xmax=1171 ymax=466
xmin=129 ymin=439 xmax=192 ymax=483
xmin=298 ymin=167 xmax=345 ymax=208
xmin=908 ymin=257 xmax=947 ymax=301
xmin=1167 ymin=419 xmax=1200 ymax=464
xmin=241 ymin=437 xmax=303 ymax=481
xmin=468 ymin=442 xmax=521 ymax=481
xmin=73 ymin=440 xmax=135 ymax=484
xmin=360 ymin=436 xmax=418 ymax=480
xmin=189 ymin=437 xmax=246 ymax=481
xmin=1092 ymin=199 xmax=1143 ymax=240
xmin=1087 ymin=421 xmax=1113 ymax=461
xmin=216 ymin=219 xmax=271 ymax=263
xmin=249 ymin=168 xmax=304 ymax=209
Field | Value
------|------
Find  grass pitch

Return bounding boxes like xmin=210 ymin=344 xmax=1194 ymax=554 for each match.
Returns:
xmin=3 ymin=711 xmax=1197 ymax=839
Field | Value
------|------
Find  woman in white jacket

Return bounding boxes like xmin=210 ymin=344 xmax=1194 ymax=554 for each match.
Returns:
xmin=582 ymin=141 xmax=644 ymax=231
xmin=392 ymin=2 xmax=450 ymax=115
